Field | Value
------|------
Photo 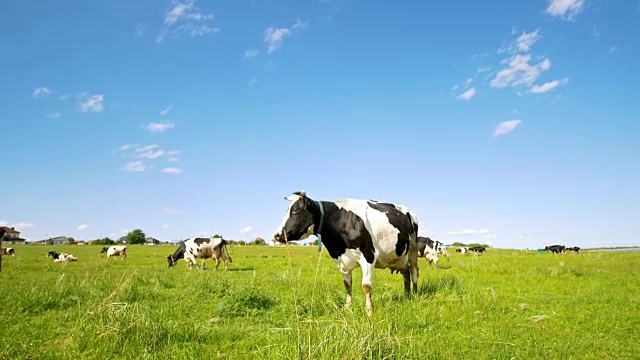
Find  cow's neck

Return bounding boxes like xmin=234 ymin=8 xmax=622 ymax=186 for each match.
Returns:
xmin=314 ymin=200 xmax=325 ymax=252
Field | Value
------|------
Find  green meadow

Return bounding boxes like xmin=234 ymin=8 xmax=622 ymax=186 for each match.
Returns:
xmin=0 ymin=244 xmax=638 ymax=359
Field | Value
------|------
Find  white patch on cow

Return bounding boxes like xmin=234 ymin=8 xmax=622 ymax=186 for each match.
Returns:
xmin=106 ymin=245 xmax=127 ymax=260
xmin=179 ymin=237 xmax=230 ymax=270
xmin=333 ymin=198 xmax=410 ymax=271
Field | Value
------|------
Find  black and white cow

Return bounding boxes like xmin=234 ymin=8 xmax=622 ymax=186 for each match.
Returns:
xmin=101 ymin=245 xmax=127 ymax=260
xmin=565 ymin=246 xmax=580 ymax=253
xmin=273 ymin=191 xmax=419 ymax=317
xmin=417 ymin=237 xmax=444 ymax=269
xmin=1 ymin=247 xmax=15 ymax=256
xmin=545 ymin=245 xmax=565 ymax=254
xmin=167 ymin=237 xmax=233 ymax=270
xmin=468 ymin=246 xmax=486 ymax=253
xmin=47 ymin=251 xmax=78 ymax=262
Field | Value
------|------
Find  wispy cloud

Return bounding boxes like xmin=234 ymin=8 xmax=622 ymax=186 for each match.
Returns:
xmin=135 ymin=23 xmax=147 ymax=37
xmin=124 ymin=161 xmax=146 ymax=172
xmin=493 ymin=120 xmax=522 ymax=137
xmin=159 ymin=105 xmax=172 ymax=116
xmin=161 ymin=167 xmax=183 ymax=174
xmin=545 ymin=0 xmax=585 ymax=20
xmin=164 ymin=207 xmax=182 ymax=215
xmin=530 ymin=78 xmax=569 ymax=93
xmin=141 ymin=121 xmax=175 ymax=133
xmin=240 ymin=226 xmax=253 ymax=234
xmin=46 ymin=112 xmax=62 ymax=119
xmin=33 ymin=87 xmax=51 ymax=99
xmin=157 ymin=0 xmax=219 ymax=43
xmin=457 ymin=87 xmax=477 ymax=100
xmin=137 ymin=148 xmax=165 ymax=159
xmin=78 ymin=93 xmax=104 ymax=112
xmin=264 ymin=19 xmax=307 ymax=54
xmin=0 ymin=220 xmax=35 ymax=229
xmin=243 ymin=49 xmax=259 ymax=60
xmin=448 ymin=228 xmax=495 ymax=238
xmin=490 ymin=55 xmax=551 ymax=89
xmin=77 ymin=224 xmax=89 ymax=230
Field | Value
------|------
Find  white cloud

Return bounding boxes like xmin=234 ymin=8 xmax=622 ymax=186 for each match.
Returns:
xmin=118 ymin=143 xmax=138 ymax=151
xmin=159 ymin=105 xmax=172 ymax=116
xmin=135 ymin=23 xmax=146 ymax=37
xmin=157 ymin=0 xmax=219 ymax=43
xmin=248 ymin=78 xmax=258 ymax=87
xmin=135 ymin=145 xmax=159 ymax=152
xmin=161 ymin=167 xmax=183 ymax=174
xmin=77 ymin=224 xmax=89 ymax=230
xmin=137 ymin=148 xmax=165 ymax=159
xmin=240 ymin=226 xmax=253 ymax=234
xmin=263 ymin=20 xmax=307 ymax=54
xmin=490 ymin=55 xmax=551 ymax=89
xmin=141 ymin=121 xmax=175 ymax=133
xmin=59 ymin=95 xmax=70 ymax=100
xmin=169 ymin=157 xmax=180 ymax=162
xmin=516 ymin=30 xmax=541 ymax=52
xmin=457 ymin=87 xmax=477 ymax=100
xmin=530 ymin=78 xmax=569 ymax=93
xmin=0 ymin=221 xmax=35 ymax=229
xmin=164 ymin=207 xmax=183 ymax=215
xmin=448 ymin=228 xmax=496 ymax=239
xmin=124 ymin=161 xmax=146 ymax=172
xmin=78 ymin=94 xmax=104 ymax=112
xmin=46 ymin=113 xmax=62 ymax=119
xmin=493 ymin=119 xmax=522 ymax=137
xmin=33 ymin=87 xmax=51 ymax=99
xmin=243 ymin=49 xmax=258 ymax=60
xmin=545 ymin=0 xmax=585 ymax=20
xmin=163 ymin=224 xmax=171 ymax=229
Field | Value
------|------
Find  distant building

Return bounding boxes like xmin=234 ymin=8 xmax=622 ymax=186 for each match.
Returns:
xmin=32 ymin=236 xmax=71 ymax=245
xmin=144 ymin=236 xmax=161 ymax=245
xmin=0 ymin=226 xmax=27 ymax=244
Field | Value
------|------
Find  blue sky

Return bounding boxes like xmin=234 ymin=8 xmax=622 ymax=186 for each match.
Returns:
xmin=1 ymin=0 xmax=639 ymax=249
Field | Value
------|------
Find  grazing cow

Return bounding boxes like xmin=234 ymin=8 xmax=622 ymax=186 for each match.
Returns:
xmin=468 ymin=246 xmax=486 ymax=253
xmin=272 ymin=191 xmax=419 ymax=317
xmin=101 ymin=245 xmax=127 ymax=260
xmin=47 ymin=251 xmax=78 ymax=262
xmin=1 ymin=248 xmax=15 ymax=256
xmin=417 ymin=237 xmax=443 ymax=269
xmin=455 ymin=247 xmax=470 ymax=254
xmin=545 ymin=245 xmax=565 ymax=254
xmin=565 ymin=246 xmax=580 ymax=253
xmin=167 ymin=237 xmax=232 ymax=270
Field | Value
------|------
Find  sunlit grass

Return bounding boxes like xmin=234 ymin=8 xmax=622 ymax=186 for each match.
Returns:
xmin=0 ymin=245 xmax=638 ymax=359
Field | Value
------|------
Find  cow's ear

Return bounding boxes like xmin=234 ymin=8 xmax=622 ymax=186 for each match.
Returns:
xmin=293 ymin=190 xmax=306 ymax=198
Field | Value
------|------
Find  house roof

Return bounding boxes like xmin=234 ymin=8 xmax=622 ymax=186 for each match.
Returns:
xmin=0 ymin=226 xmax=20 ymax=234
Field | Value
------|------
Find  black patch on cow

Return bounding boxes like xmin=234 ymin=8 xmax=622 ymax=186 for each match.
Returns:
xmin=315 ymin=202 xmax=376 ymax=263
xmin=167 ymin=241 xmax=187 ymax=267
xmin=193 ymin=237 xmax=211 ymax=245
xmin=367 ymin=201 xmax=412 ymax=257
xmin=417 ymin=236 xmax=435 ymax=257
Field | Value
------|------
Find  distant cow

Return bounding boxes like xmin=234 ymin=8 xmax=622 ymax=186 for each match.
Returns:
xmin=565 ymin=246 xmax=580 ymax=253
xmin=47 ymin=251 xmax=78 ymax=262
xmin=417 ymin=237 xmax=444 ymax=269
xmin=545 ymin=245 xmax=565 ymax=254
xmin=101 ymin=245 xmax=127 ymax=260
xmin=167 ymin=237 xmax=232 ymax=270
xmin=468 ymin=246 xmax=486 ymax=253
xmin=1 ymin=247 xmax=14 ymax=256
xmin=455 ymin=247 xmax=470 ymax=254
xmin=273 ymin=191 xmax=419 ymax=318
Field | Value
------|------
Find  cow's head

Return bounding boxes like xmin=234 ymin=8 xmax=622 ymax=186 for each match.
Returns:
xmin=167 ymin=254 xmax=178 ymax=267
xmin=100 ymin=247 xmax=108 ymax=253
xmin=273 ymin=191 xmax=317 ymax=243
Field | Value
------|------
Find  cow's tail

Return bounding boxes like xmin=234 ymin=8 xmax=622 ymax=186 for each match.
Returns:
xmin=222 ymin=239 xmax=232 ymax=263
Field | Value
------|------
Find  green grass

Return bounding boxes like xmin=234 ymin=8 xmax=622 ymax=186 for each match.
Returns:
xmin=1 ymin=245 xmax=639 ymax=359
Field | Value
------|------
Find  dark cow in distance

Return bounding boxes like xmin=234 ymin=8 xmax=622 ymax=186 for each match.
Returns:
xmin=273 ymin=191 xmax=419 ymax=317
xmin=545 ymin=245 xmax=565 ymax=254
xmin=565 ymin=246 xmax=580 ymax=253
xmin=167 ymin=237 xmax=232 ymax=270
xmin=468 ymin=246 xmax=486 ymax=253
xmin=1 ymin=247 xmax=15 ymax=256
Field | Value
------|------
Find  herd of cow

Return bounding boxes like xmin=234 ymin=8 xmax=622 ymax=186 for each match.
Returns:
xmin=545 ymin=245 xmax=581 ymax=254
xmin=0 ymin=192 xmax=582 ymax=318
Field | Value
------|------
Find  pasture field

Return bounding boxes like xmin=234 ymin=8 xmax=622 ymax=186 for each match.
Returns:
xmin=0 ymin=244 xmax=639 ymax=359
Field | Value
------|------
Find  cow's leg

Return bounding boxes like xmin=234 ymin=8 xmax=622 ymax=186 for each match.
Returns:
xmin=342 ymin=271 xmax=353 ymax=308
xmin=402 ymin=269 xmax=411 ymax=297
xmin=361 ymin=262 xmax=375 ymax=317
xmin=223 ymin=257 xmax=229 ymax=271
xmin=214 ymin=257 xmax=221 ymax=271
xmin=410 ymin=244 xmax=419 ymax=294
